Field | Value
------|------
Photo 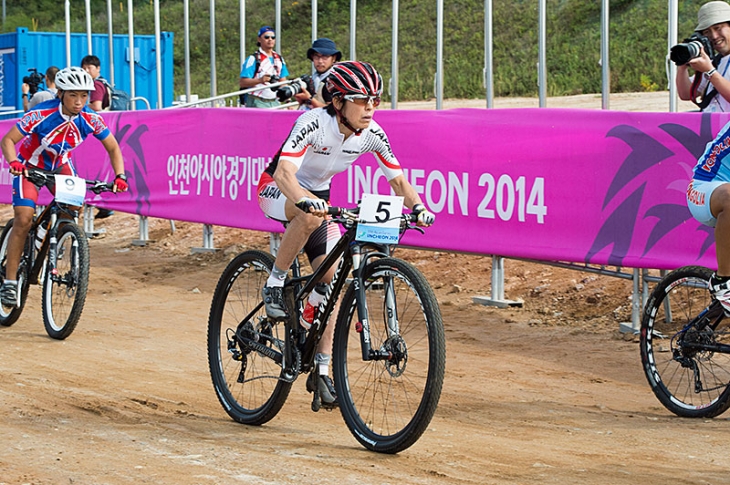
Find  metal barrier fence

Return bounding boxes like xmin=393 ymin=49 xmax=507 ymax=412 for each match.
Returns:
xmin=472 ymin=261 xmax=666 ymax=334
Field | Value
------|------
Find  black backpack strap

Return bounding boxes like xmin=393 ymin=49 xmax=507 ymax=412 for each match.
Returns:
xmin=693 ymin=56 xmax=722 ymax=110
xmin=252 ymin=51 xmax=262 ymax=78
xmin=696 ymin=85 xmax=718 ymax=110
xmin=240 ymin=51 xmax=261 ymax=105
xmin=95 ymin=76 xmax=113 ymax=110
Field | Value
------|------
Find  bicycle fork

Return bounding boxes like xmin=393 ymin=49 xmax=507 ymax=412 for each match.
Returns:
xmin=44 ymin=212 xmax=78 ymax=294
xmin=352 ymin=271 xmax=400 ymax=362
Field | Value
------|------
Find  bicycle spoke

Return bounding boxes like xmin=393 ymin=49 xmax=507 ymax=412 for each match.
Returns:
xmin=43 ymin=224 xmax=89 ymax=339
xmin=208 ymin=250 xmax=293 ymax=425
xmin=334 ymin=257 xmax=445 ymax=453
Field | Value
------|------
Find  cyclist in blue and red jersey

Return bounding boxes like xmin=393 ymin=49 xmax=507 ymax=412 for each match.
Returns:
xmin=256 ymin=61 xmax=435 ymax=408
xmin=687 ymin=119 xmax=730 ymax=313
xmin=0 ymin=66 xmax=128 ymax=307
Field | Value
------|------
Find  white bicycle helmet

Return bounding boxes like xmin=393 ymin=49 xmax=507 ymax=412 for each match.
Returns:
xmin=55 ymin=66 xmax=95 ymax=91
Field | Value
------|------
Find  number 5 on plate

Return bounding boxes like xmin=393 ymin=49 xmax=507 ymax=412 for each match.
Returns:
xmin=356 ymin=193 xmax=404 ymax=244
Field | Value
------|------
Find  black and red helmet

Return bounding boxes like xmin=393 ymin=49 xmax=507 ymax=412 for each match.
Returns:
xmin=325 ymin=61 xmax=383 ymax=99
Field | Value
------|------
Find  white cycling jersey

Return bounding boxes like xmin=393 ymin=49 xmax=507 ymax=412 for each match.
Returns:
xmin=265 ymin=107 xmax=403 ymax=192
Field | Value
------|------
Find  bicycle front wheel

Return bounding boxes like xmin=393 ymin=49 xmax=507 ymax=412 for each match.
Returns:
xmin=640 ymin=265 xmax=730 ymax=418
xmin=207 ymin=250 xmax=293 ymax=425
xmin=0 ymin=219 xmax=30 ymax=327
xmin=42 ymin=223 xmax=90 ymax=340
xmin=333 ymin=257 xmax=446 ymax=453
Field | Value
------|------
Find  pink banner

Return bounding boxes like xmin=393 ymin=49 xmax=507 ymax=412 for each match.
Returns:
xmin=0 ymin=107 xmax=726 ymax=270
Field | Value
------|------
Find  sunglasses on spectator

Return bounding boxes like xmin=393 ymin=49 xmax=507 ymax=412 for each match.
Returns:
xmin=262 ymin=35 xmax=275 ymax=39
xmin=344 ymin=94 xmax=381 ymax=107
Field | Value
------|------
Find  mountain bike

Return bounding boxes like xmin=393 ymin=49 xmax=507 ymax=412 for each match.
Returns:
xmin=0 ymin=168 xmax=115 ymax=339
xmin=207 ymin=197 xmax=446 ymax=454
xmin=640 ymin=265 xmax=730 ymax=418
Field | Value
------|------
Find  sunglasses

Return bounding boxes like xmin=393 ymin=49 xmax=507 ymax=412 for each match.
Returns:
xmin=344 ymin=94 xmax=381 ymax=107
xmin=262 ymin=35 xmax=275 ymax=40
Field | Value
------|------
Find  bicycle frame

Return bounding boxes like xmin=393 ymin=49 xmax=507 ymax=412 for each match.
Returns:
xmin=24 ymin=203 xmax=78 ymax=286
xmin=230 ymin=206 xmax=417 ymax=379
xmin=286 ymin=224 xmax=393 ymax=372
xmin=16 ymin=169 xmax=112 ymax=288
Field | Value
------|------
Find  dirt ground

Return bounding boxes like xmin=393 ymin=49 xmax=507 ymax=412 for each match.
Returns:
xmin=2 ymin=93 xmax=728 ymax=485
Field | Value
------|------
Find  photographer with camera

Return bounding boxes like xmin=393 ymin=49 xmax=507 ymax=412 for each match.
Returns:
xmin=676 ymin=1 xmax=730 ymax=112
xmin=21 ymin=68 xmax=48 ymax=112
xmin=21 ymin=66 xmax=59 ymax=112
xmin=293 ymin=38 xmax=342 ymax=110
xmin=239 ymin=26 xmax=290 ymax=108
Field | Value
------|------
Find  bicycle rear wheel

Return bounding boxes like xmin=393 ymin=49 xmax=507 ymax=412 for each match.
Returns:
xmin=207 ymin=250 xmax=293 ymax=425
xmin=640 ymin=265 xmax=730 ymax=418
xmin=333 ymin=257 xmax=445 ymax=453
xmin=0 ymin=219 xmax=30 ymax=327
xmin=42 ymin=223 xmax=90 ymax=340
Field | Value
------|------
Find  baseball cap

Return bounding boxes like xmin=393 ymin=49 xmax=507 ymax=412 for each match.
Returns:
xmin=307 ymin=38 xmax=342 ymax=61
xmin=696 ymin=1 xmax=730 ymax=31
xmin=258 ymin=26 xmax=275 ymax=37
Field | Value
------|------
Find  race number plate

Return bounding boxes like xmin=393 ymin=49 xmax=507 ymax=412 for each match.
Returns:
xmin=356 ymin=193 xmax=404 ymax=244
xmin=54 ymin=175 xmax=87 ymax=206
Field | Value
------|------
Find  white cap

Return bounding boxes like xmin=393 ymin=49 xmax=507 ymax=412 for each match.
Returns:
xmin=696 ymin=1 xmax=730 ymax=31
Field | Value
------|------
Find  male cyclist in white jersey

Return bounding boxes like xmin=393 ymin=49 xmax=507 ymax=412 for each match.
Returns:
xmin=257 ymin=61 xmax=435 ymax=408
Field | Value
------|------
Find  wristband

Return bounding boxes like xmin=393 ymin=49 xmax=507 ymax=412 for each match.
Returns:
xmin=115 ymin=173 xmax=127 ymax=181
xmin=707 ymin=68 xmax=718 ymax=79
xmin=22 ymin=93 xmax=28 ymax=98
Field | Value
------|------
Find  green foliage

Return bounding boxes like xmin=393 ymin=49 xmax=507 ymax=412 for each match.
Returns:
xmin=0 ymin=0 xmax=711 ymax=100
xmin=640 ymin=74 xmax=659 ymax=92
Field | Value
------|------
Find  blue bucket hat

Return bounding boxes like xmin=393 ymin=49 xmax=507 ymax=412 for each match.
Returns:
xmin=307 ymin=38 xmax=342 ymax=61
xmin=258 ymin=26 xmax=275 ymax=37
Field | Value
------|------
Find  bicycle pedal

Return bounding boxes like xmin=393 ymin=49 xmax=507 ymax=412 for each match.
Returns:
xmin=321 ymin=401 xmax=338 ymax=411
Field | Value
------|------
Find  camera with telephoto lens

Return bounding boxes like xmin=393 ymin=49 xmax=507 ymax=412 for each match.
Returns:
xmin=22 ymin=68 xmax=44 ymax=95
xmin=670 ymin=33 xmax=714 ymax=66
xmin=271 ymin=75 xmax=316 ymax=102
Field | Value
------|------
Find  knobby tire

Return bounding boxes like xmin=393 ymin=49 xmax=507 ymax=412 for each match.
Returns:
xmin=333 ymin=257 xmax=446 ymax=453
xmin=0 ymin=219 xmax=30 ymax=327
xmin=640 ymin=265 xmax=730 ymax=418
xmin=42 ymin=223 xmax=90 ymax=340
xmin=207 ymin=250 xmax=293 ymax=425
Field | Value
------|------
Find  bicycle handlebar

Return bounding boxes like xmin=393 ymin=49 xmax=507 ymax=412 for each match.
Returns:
xmin=326 ymin=205 xmax=419 ymax=224
xmin=24 ymin=168 xmax=115 ymax=195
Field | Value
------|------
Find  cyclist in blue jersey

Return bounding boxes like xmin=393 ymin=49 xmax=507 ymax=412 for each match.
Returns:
xmin=0 ymin=66 xmax=128 ymax=306
xmin=256 ymin=61 xmax=435 ymax=407
xmin=687 ymin=119 xmax=730 ymax=312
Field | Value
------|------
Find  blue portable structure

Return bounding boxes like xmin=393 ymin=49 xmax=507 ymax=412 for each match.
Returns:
xmin=0 ymin=27 xmax=174 ymax=116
